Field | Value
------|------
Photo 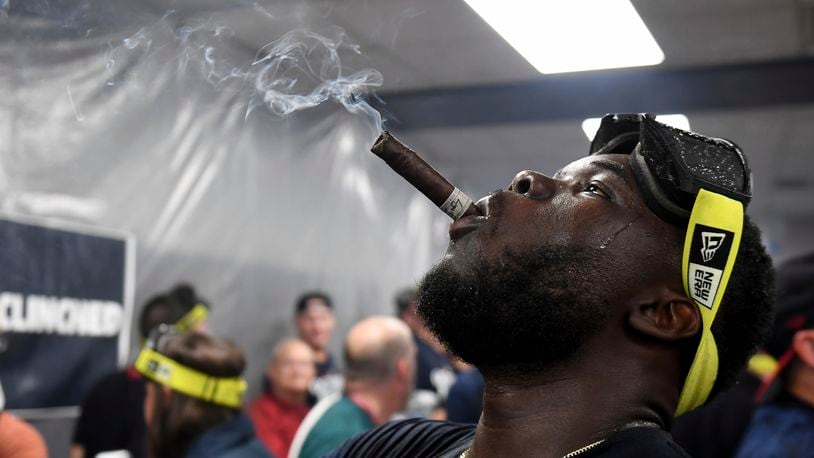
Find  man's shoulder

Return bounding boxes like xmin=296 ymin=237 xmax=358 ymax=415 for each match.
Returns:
xmin=317 ymin=396 xmax=371 ymax=426
xmin=588 ymin=426 xmax=690 ymax=458
xmin=0 ymin=413 xmax=48 ymax=456
xmin=326 ymin=418 xmax=475 ymax=458
xmin=307 ymin=396 xmax=373 ymax=440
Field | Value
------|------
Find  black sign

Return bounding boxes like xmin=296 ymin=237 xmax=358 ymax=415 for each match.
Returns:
xmin=0 ymin=215 xmax=134 ymax=411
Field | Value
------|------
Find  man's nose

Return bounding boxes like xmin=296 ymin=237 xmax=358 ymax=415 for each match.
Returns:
xmin=509 ymin=170 xmax=556 ymax=199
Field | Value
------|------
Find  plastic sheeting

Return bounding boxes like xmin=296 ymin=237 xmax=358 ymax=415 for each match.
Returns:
xmin=0 ymin=1 xmax=448 ymax=405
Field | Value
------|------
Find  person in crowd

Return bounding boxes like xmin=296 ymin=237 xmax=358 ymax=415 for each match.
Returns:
xmin=293 ymin=292 xmax=336 ymax=377
xmin=0 ymin=411 xmax=48 ymax=458
xmin=249 ymin=339 xmax=316 ymax=458
xmin=0 ymin=355 xmax=48 ymax=457
xmin=288 ymin=316 xmax=415 ymax=458
xmin=70 ymin=284 xmax=210 ymax=458
xmin=139 ymin=329 xmax=270 ymax=458
xmin=395 ymin=287 xmax=457 ymax=417
xmin=445 ymin=367 xmax=484 ymax=425
xmin=293 ymin=291 xmax=342 ymax=400
xmin=328 ymin=114 xmax=775 ymax=457
xmin=736 ymin=252 xmax=814 ymax=457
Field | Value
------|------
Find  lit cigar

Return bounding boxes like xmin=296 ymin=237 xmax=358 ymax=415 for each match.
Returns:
xmin=371 ymin=131 xmax=481 ymax=220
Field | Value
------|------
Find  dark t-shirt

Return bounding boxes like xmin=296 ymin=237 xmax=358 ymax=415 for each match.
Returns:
xmin=446 ymin=369 xmax=484 ymax=424
xmin=327 ymin=418 xmax=690 ymax=458
xmin=672 ymin=372 xmax=761 ymax=458
xmin=316 ymin=353 xmax=338 ymax=377
xmin=414 ymin=335 xmax=453 ymax=393
xmin=72 ymin=369 xmax=146 ymax=458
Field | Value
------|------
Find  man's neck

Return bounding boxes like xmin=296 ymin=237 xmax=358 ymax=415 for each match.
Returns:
xmin=470 ymin=355 xmax=673 ymax=457
xmin=312 ymin=348 xmax=328 ymax=364
xmin=346 ymin=382 xmax=400 ymax=425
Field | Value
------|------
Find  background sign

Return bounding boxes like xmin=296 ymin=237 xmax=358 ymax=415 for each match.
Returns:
xmin=0 ymin=214 xmax=134 ymax=412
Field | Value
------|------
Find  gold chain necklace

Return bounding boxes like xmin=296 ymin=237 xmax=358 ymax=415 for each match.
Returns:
xmin=459 ymin=438 xmax=605 ymax=458
xmin=458 ymin=420 xmax=659 ymax=457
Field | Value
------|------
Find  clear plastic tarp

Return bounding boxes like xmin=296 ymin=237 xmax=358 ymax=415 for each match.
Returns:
xmin=0 ymin=0 xmax=447 ymax=405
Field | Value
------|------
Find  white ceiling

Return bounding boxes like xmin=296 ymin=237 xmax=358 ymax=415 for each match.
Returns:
xmin=107 ymin=0 xmax=814 ymax=258
xmin=178 ymin=0 xmax=814 ymax=91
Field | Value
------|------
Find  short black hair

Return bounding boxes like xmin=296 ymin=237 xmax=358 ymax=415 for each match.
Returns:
xmin=138 ymin=284 xmax=209 ymax=338
xmin=294 ymin=291 xmax=332 ymax=315
xmin=394 ymin=287 xmax=417 ymax=316
xmin=707 ymin=215 xmax=775 ymax=398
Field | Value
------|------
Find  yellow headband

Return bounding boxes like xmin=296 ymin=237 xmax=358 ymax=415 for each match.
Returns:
xmin=175 ymin=303 xmax=209 ymax=333
xmin=675 ymin=189 xmax=744 ymax=415
xmin=135 ymin=347 xmax=246 ymax=408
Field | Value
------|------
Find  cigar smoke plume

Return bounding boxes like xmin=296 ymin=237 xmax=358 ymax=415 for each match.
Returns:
xmin=106 ymin=15 xmax=385 ymax=129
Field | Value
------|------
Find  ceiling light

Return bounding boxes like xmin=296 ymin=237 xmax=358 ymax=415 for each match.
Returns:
xmin=464 ymin=0 xmax=664 ymax=74
xmin=581 ymin=114 xmax=690 ymax=140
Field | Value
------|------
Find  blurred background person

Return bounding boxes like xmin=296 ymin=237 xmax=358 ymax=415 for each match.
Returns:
xmin=288 ymin=316 xmax=415 ymax=458
xmin=737 ymin=252 xmax=814 ymax=458
xmin=293 ymin=292 xmax=336 ymax=376
xmin=249 ymin=339 xmax=316 ymax=458
xmin=445 ymin=367 xmax=484 ymax=425
xmin=140 ymin=329 xmax=269 ymax=458
xmin=0 ymin=329 xmax=48 ymax=458
xmin=395 ymin=287 xmax=456 ymax=418
xmin=293 ymin=292 xmax=341 ymax=400
xmin=0 ymin=410 xmax=49 ymax=458
xmin=70 ymin=284 xmax=210 ymax=458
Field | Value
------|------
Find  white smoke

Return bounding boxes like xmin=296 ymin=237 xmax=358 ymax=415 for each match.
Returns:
xmin=109 ymin=17 xmax=385 ymax=130
xmin=251 ymin=29 xmax=383 ymax=127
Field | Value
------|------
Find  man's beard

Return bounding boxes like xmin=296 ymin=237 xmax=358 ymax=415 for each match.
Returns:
xmin=417 ymin=243 xmax=611 ymax=372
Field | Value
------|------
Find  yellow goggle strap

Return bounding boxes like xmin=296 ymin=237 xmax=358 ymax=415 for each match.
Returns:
xmin=675 ymin=189 xmax=744 ymax=416
xmin=135 ymin=347 xmax=246 ymax=408
xmin=175 ymin=304 xmax=209 ymax=333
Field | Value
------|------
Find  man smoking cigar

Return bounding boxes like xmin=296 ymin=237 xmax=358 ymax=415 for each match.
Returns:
xmin=332 ymin=114 xmax=774 ymax=457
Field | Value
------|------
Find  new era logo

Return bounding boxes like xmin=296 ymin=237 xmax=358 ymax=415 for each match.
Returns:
xmin=689 ymin=263 xmax=723 ymax=309
xmin=701 ymin=231 xmax=726 ymax=263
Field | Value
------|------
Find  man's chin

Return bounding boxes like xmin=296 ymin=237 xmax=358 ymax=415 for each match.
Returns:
xmin=418 ymin=242 xmax=610 ymax=372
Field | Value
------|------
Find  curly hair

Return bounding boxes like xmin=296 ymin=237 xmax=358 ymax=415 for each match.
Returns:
xmin=706 ymin=215 xmax=775 ymax=398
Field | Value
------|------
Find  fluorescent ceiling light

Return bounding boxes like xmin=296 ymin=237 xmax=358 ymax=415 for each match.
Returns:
xmin=581 ymin=114 xmax=690 ymax=140
xmin=463 ymin=0 xmax=664 ymax=74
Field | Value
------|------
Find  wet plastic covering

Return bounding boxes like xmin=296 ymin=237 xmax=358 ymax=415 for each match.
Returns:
xmin=0 ymin=1 xmax=447 ymax=398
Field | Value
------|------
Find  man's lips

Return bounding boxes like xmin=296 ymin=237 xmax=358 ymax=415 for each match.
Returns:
xmin=448 ymin=192 xmax=503 ymax=239
xmin=449 ymin=214 xmax=488 ymax=239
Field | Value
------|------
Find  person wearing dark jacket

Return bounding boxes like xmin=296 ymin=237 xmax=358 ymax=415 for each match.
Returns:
xmin=184 ymin=415 xmax=270 ymax=458
xmin=138 ymin=328 xmax=272 ymax=458
xmin=71 ymin=284 xmax=211 ymax=458
xmin=736 ymin=252 xmax=814 ymax=458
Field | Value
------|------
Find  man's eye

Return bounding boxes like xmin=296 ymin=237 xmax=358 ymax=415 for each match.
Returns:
xmin=584 ymin=183 xmax=610 ymax=199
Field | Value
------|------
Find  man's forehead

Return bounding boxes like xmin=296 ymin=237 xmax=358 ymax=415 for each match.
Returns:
xmin=555 ymin=154 xmax=632 ymax=182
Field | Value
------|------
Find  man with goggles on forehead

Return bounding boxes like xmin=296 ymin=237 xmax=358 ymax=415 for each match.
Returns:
xmin=329 ymin=114 xmax=775 ymax=457
xmin=137 ymin=325 xmax=271 ymax=458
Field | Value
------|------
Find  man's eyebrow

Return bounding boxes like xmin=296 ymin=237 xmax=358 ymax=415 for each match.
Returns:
xmin=587 ymin=159 xmax=629 ymax=183
xmin=553 ymin=159 xmax=630 ymax=184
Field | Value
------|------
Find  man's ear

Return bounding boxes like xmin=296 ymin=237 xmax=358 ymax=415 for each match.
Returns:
xmin=628 ymin=288 xmax=701 ymax=342
xmin=792 ymin=330 xmax=814 ymax=368
xmin=395 ymin=357 xmax=410 ymax=385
